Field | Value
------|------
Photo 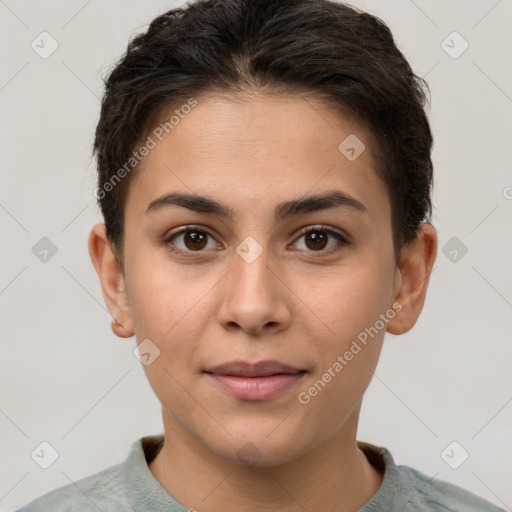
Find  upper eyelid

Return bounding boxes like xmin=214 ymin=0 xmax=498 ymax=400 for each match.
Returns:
xmin=295 ymin=224 xmax=347 ymax=238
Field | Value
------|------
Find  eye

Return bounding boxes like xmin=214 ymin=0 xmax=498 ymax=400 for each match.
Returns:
xmin=162 ymin=224 xmax=350 ymax=256
xmin=291 ymin=225 xmax=349 ymax=254
xmin=163 ymin=226 xmax=221 ymax=253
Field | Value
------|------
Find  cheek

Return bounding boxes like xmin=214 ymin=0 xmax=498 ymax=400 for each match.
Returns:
xmin=317 ymin=261 xmax=392 ymax=340
xmin=297 ymin=267 xmax=389 ymax=425
xmin=127 ymin=261 xmax=220 ymax=395
xmin=305 ymin=255 xmax=392 ymax=405
xmin=126 ymin=248 xmax=212 ymax=340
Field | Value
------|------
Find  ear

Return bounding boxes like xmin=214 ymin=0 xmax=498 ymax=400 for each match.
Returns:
xmin=88 ymin=223 xmax=134 ymax=338
xmin=386 ymin=223 xmax=437 ymax=335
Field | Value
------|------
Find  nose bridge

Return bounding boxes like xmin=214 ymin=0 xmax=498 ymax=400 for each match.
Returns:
xmin=229 ymin=206 xmax=277 ymax=282
xmin=231 ymin=235 xmax=275 ymax=300
xmin=216 ymin=232 xmax=290 ymax=333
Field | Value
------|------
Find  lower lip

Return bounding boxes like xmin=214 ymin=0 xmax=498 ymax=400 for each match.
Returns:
xmin=207 ymin=373 xmax=305 ymax=400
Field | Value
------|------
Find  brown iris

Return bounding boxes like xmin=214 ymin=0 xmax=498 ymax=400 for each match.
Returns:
xmin=183 ymin=229 xmax=208 ymax=251
xmin=304 ymin=231 xmax=328 ymax=251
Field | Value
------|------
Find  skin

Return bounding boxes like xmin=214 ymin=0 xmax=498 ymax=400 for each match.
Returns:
xmin=89 ymin=92 xmax=437 ymax=512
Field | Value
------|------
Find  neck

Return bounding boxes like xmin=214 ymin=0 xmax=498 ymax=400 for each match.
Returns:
xmin=149 ymin=406 xmax=383 ymax=512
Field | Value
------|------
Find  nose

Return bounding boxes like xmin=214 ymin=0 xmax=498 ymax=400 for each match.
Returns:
xmin=216 ymin=246 xmax=292 ymax=336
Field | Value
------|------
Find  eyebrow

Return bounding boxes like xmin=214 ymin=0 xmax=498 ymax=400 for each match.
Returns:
xmin=145 ymin=190 xmax=368 ymax=221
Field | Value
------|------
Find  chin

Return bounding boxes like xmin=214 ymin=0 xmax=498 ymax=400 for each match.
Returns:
xmin=204 ymin=418 xmax=310 ymax=468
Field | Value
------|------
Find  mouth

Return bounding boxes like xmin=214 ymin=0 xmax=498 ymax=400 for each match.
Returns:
xmin=203 ymin=360 xmax=307 ymax=400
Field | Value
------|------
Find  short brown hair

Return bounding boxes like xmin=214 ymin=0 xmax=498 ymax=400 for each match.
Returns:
xmin=93 ymin=0 xmax=433 ymax=267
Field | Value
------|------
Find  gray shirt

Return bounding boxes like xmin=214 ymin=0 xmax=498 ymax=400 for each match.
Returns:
xmin=15 ymin=435 xmax=505 ymax=511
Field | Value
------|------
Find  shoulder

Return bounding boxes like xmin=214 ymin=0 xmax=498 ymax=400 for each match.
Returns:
xmin=358 ymin=442 xmax=506 ymax=512
xmin=14 ymin=463 xmax=129 ymax=512
xmin=396 ymin=463 xmax=506 ymax=512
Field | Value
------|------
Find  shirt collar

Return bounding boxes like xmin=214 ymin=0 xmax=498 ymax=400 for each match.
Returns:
xmin=122 ymin=434 xmax=186 ymax=511
xmin=356 ymin=440 xmax=399 ymax=511
xmin=122 ymin=435 xmax=399 ymax=511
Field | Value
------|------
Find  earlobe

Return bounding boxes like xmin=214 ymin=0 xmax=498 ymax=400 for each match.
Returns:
xmin=88 ymin=223 xmax=134 ymax=338
xmin=386 ymin=223 xmax=438 ymax=335
xmin=111 ymin=317 xmax=133 ymax=338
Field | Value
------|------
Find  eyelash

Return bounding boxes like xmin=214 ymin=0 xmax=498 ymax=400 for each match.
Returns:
xmin=162 ymin=224 xmax=350 ymax=257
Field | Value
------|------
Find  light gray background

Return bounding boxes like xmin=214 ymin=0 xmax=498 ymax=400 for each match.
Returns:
xmin=1 ymin=0 xmax=511 ymax=510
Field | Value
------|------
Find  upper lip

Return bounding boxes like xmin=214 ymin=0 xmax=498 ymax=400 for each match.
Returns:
xmin=204 ymin=360 xmax=305 ymax=377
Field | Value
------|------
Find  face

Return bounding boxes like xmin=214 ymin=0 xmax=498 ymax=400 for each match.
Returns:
xmin=96 ymin=93 xmax=413 ymax=466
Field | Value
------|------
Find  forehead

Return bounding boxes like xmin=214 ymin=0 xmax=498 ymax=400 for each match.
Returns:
xmin=143 ymin=92 xmax=367 ymax=163
xmin=126 ymin=92 xmax=390 ymax=223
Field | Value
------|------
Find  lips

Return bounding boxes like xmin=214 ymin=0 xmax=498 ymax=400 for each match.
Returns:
xmin=205 ymin=360 xmax=304 ymax=377
xmin=204 ymin=360 xmax=306 ymax=400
